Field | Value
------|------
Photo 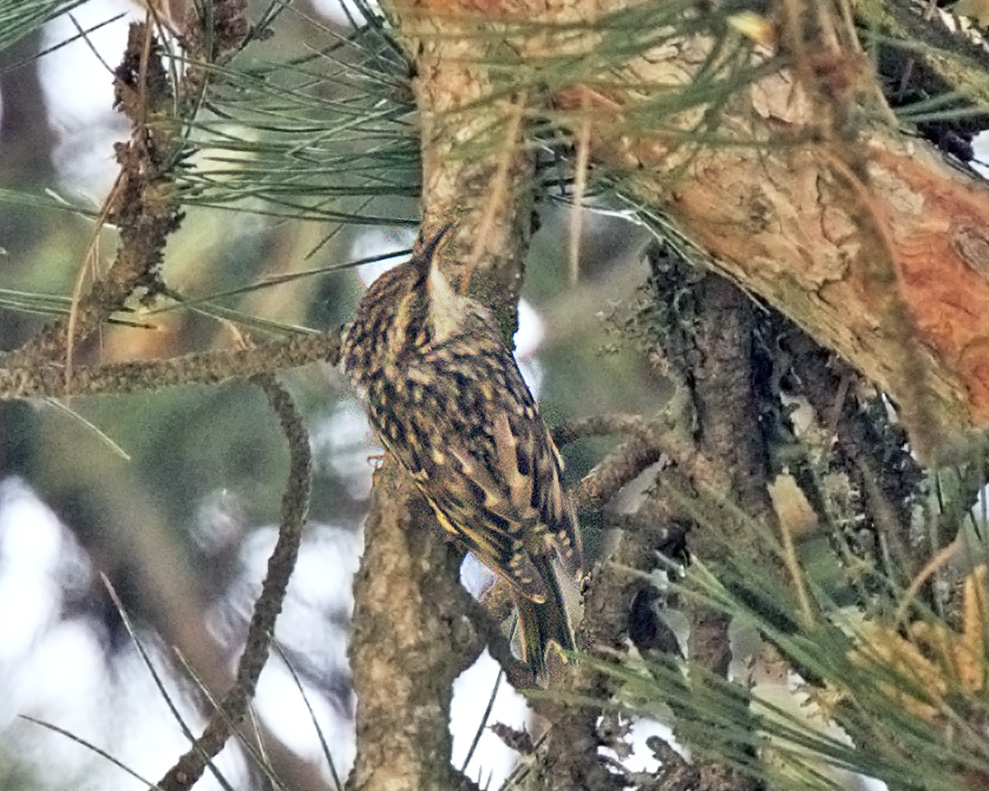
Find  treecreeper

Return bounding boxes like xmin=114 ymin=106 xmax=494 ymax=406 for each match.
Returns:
xmin=342 ymin=226 xmax=583 ymax=677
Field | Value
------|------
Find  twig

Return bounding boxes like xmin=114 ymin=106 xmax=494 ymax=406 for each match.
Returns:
xmin=572 ymin=435 xmax=663 ymax=513
xmin=568 ymin=89 xmax=592 ymax=285
xmin=12 ymin=22 xmax=184 ymax=371
xmin=158 ymin=374 xmax=311 ymax=791
xmin=555 ymin=413 xmax=723 ymax=509
xmin=0 ymin=331 xmax=340 ymax=400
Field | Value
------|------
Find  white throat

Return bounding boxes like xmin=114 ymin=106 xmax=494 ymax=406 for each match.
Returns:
xmin=427 ymin=261 xmax=475 ymax=343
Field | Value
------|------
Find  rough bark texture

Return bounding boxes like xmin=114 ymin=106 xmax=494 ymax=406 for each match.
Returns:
xmin=393 ymin=0 xmax=989 ymax=458
xmin=347 ymin=464 xmax=483 ymax=791
xmin=663 ymin=122 xmax=988 ymax=458
xmin=682 ymin=275 xmax=773 ymax=791
xmin=557 ymin=44 xmax=989 ymax=460
xmin=391 ymin=2 xmax=537 ymax=333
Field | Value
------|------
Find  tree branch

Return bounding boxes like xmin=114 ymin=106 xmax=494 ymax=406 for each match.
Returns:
xmin=552 ymin=3 xmax=989 ymax=457
xmin=0 ymin=332 xmax=340 ymax=400
xmin=347 ymin=465 xmax=483 ymax=791
xmin=159 ymin=374 xmax=311 ymax=791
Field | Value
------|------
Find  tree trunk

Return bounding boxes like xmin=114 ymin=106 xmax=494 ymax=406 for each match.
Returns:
xmin=385 ymin=0 xmax=989 ymax=461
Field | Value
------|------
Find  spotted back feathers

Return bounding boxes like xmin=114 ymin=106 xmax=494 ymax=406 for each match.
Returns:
xmin=342 ymin=228 xmax=583 ymax=670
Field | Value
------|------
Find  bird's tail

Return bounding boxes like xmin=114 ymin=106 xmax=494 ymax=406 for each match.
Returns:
xmin=515 ymin=559 xmax=577 ymax=681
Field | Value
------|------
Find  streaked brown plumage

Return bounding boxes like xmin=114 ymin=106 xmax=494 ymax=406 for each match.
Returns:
xmin=342 ymin=226 xmax=582 ymax=674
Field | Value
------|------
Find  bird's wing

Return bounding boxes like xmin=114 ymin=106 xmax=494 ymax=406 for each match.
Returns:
xmin=369 ymin=336 xmax=581 ymax=599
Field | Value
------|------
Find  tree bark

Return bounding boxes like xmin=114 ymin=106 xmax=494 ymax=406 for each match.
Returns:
xmin=550 ymin=10 xmax=989 ymax=460
xmin=348 ymin=465 xmax=483 ymax=791
xmin=387 ymin=0 xmax=989 ymax=461
xmin=349 ymin=0 xmax=989 ymax=787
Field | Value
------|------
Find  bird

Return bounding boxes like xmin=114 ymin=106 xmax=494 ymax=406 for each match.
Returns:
xmin=341 ymin=225 xmax=582 ymax=676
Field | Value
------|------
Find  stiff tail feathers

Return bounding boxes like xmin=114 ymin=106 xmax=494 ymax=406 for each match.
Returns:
xmin=514 ymin=558 xmax=577 ymax=681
